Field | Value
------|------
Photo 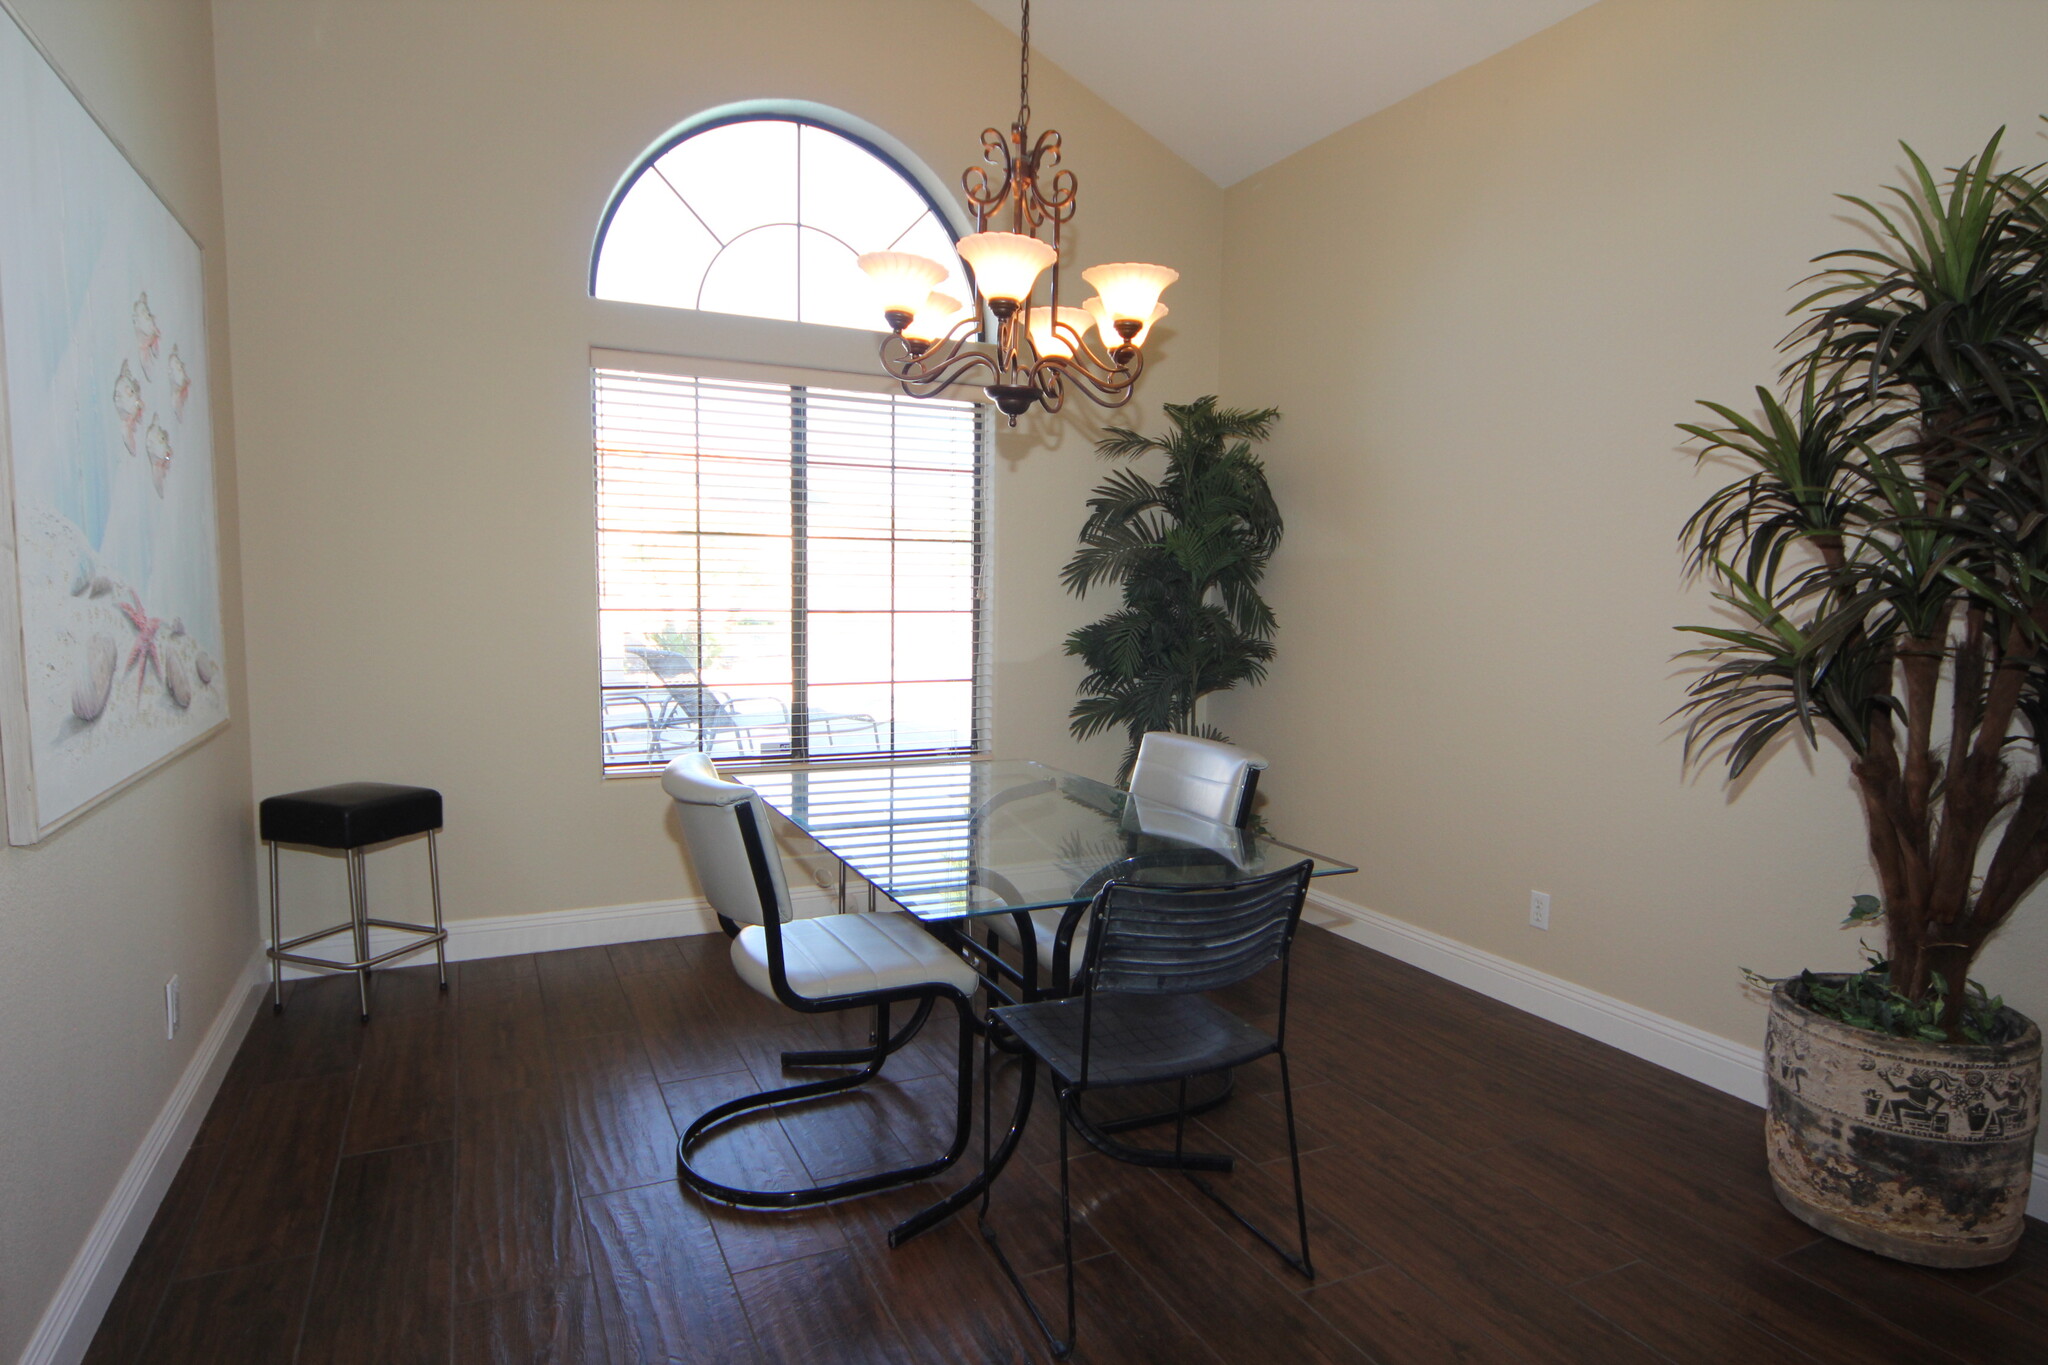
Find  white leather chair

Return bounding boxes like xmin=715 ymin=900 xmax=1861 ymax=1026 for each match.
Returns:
xmin=992 ymin=733 xmax=1268 ymax=994
xmin=663 ymin=753 xmax=981 ymax=1208
xmin=1129 ymin=731 xmax=1268 ymax=827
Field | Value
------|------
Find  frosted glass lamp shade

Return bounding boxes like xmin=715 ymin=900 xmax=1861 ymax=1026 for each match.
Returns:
xmin=957 ymin=231 xmax=1057 ymax=304
xmin=1080 ymin=262 xmax=1178 ymax=324
xmin=1026 ymin=305 xmax=1093 ymax=359
xmin=1084 ymin=296 xmax=1166 ymax=349
xmin=904 ymin=292 xmax=968 ymax=343
xmin=858 ymin=251 xmax=949 ymax=318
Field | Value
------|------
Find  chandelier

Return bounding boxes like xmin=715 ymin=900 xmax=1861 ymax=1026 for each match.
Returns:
xmin=857 ymin=0 xmax=1177 ymax=425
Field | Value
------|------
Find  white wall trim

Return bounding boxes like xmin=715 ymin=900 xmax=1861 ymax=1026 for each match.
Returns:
xmin=19 ymin=948 xmax=267 ymax=1365
xmin=272 ymin=886 xmax=870 ymax=981
xmin=1302 ymin=887 xmax=2048 ymax=1224
xmin=277 ymin=894 xmax=729 ymax=978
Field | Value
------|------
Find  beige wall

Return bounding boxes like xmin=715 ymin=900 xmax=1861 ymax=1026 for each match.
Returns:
xmin=1217 ymin=0 xmax=2048 ymax=1072
xmin=0 ymin=0 xmax=254 ymax=1358
xmin=211 ymin=0 xmax=1222 ymax=936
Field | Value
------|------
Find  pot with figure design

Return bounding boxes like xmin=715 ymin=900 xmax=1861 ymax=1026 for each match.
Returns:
xmin=1765 ymin=977 xmax=2041 ymax=1268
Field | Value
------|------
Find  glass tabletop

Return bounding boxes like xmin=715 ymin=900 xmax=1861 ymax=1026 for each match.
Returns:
xmin=751 ymin=758 xmax=1356 ymax=922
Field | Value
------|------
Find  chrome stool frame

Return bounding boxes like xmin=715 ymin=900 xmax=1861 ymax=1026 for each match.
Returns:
xmin=261 ymin=783 xmax=449 ymax=1020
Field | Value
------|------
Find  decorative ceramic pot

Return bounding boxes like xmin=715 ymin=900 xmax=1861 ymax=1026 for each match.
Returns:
xmin=1764 ymin=978 xmax=2041 ymax=1268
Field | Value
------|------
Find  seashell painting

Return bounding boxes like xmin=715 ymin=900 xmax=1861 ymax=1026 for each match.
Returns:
xmin=112 ymin=359 xmax=143 ymax=454
xmin=168 ymin=344 xmax=190 ymax=421
xmin=195 ymin=652 xmax=215 ymax=685
xmin=144 ymin=417 xmax=171 ymax=496
xmin=72 ymin=636 xmax=117 ymax=722
xmin=0 ymin=10 xmax=230 ymax=841
xmin=162 ymin=649 xmax=192 ymax=709
xmin=133 ymin=291 xmax=160 ymax=379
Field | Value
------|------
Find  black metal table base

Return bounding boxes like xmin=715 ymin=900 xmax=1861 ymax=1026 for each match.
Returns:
xmin=1068 ymin=1073 xmax=1236 ymax=1172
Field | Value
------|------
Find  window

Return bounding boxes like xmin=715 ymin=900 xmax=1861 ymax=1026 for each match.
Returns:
xmin=592 ymin=115 xmax=969 ymax=330
xmin=595 ymin=358 xmax=985 ymax=771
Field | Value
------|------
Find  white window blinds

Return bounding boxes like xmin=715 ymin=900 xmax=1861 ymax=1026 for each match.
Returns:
xmin=594 ymin=364 xmax=986 ymax=771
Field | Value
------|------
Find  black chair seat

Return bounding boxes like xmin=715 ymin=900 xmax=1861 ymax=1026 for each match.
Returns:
xmin=260 ymin=783 xmax=442 ymax=849
xmin=994 ymin=993 xmax=1277 ymax=1089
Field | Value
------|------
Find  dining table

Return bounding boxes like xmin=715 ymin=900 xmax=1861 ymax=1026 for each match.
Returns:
xmin=748 ymin=756 xmax=1357 ymax=1246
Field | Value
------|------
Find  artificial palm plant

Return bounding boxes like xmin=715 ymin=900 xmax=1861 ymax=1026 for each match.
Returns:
xmin=1678 ymin=128 xmax=2048 ymax=1035
xmin=1063 ymin=396 xmax=1283 ymax=781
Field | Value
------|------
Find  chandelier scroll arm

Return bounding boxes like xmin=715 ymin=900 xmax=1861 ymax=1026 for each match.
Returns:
xmin=1036 ymin=352 xmax=1141 ymax=407
xmin=879 ymin=333 xmax=1002 ymax=396
xmin=962 ymin=127 xmax=1015 ymax=231
xmin=1047 ymin=315 xmax=1130 ymax=377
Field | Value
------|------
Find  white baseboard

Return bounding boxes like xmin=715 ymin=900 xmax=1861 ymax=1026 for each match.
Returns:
xmin=276 ymin=894 xmax=741 ymax=979
xmin=19 ymin=949 xmax=268 ymax=1365
xmin=1302 ymin=887 xmax=2048 ymax=1225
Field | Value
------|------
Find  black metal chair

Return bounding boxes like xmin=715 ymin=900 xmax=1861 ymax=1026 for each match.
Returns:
xmin=663 ymin=753 xmax=982 ymax=1209
xmin=978 ymin=859 xmax=1316 ymax=1359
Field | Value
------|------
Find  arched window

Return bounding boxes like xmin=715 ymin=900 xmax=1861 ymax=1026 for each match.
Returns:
xmin=592 ymin=113 xmax=969 ymax=331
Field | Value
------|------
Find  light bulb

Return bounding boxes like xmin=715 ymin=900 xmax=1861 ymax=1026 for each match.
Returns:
xmin=956 ymin=231 xmax=1057 ymax=307
xmin=1079 ymin=262 xmax=1178 ymax=325
xmin=1084 ymin=296 xmax=1167 ymax=350
xmin=857 ymin=251 xmax=948 ymax=326
xmin=1026 ymin=305 xmax=1093 ymax=359
xmin=904 ymin=292 xmax=967 ymax=344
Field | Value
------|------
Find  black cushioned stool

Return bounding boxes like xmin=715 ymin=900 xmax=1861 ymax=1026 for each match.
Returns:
xmin=260 ymin=783 xmax=448 ymax=1019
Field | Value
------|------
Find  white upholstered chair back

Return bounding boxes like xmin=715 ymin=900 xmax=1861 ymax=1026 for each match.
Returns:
xmin=1128 ymin=732 xmax=1267 ymax=828
xmin=662 ymin=753 xmax=794 ymax=926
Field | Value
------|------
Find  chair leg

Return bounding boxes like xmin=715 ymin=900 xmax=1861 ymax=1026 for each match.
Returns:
xmin=677 ymin=991 xmax=974 ymax=1211
xmin=1183 ymin=1051 xmax=1315 ymax=1280
xmin=780 ymin=995 xmax=934 ymax=1068
xmin=978 ymin=1007 xmax=995 ymax=1217
xmin=347 ymin=849 xmax=371 ymax=1021
xmin=1279 ymin=1050 xmax=1315 ymax=1279
xmin=267 ymin=842 xmax=284 ymax=1013
xmin=977 ymin=1068 xmax=1077 ymax=1360
xmin=1057 ymin=1095 xmax=1077 ymax=1357
xmin=427 ymin=829 xmax=448 ymax=991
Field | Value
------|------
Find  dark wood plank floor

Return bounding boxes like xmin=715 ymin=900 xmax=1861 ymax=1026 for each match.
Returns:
xmin=84 ymin=927 xmax=2048 ymax=1364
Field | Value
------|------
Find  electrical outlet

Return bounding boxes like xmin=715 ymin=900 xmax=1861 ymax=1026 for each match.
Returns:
xmin=1529 ymin=891 xmax=1551 ymax=931
xmin=165 ymin=975 xmax=180 ymax=1039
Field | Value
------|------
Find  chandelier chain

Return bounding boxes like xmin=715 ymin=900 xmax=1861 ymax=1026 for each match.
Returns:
xmin=1016 ymin=0 xmax=1031 ymax=136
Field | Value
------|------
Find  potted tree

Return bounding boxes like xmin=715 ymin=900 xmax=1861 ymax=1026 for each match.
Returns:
xmin=1677 ymin=129 xmax=2045 ymax=1267
xmin=1063 ymin=397 xmax=1283 ymax=781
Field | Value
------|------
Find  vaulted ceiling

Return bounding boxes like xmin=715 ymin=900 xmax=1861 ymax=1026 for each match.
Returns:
xmin=965 ymin=0 xmax=1601 ymax=186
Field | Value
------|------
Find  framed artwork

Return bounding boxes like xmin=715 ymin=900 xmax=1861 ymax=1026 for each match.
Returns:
xmin=0 ymin=5 xmax=228 ymax=844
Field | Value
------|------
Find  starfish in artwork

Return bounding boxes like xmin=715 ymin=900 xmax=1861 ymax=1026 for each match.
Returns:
xmin=117 ymin=591 xmax=165 ymax=699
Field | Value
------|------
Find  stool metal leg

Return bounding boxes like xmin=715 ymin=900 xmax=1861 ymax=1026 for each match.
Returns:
xmin=267 ymin=842 xmax=284 ymax=1013
xmin=427 ymin=829 xmax=448 ymax=990
xmin=347 ymin=847 xmax=371 ymax=1020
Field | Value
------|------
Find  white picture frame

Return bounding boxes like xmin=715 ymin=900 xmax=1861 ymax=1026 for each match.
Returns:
xmin=0 ymin=4 xmax=229 ymax=844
